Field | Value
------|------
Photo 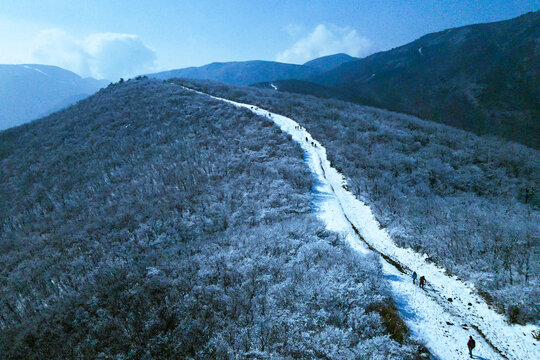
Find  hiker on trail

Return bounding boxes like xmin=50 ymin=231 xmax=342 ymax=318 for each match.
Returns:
xmin=467 ymin=335 xmax=476 ymax=357
xmin=412 ymin=271 xmax=417 ymax=285
xmin=419 ymin=275 xmax=426 ymax=289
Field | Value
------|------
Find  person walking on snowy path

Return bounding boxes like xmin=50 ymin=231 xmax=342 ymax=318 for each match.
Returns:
xmin=412 ymin=271 xmax=417 ymax=285
xmin=419 ymin=275 xmax=426 ymax=289
xmin=467 ymin=335 xmax=476 ymax=357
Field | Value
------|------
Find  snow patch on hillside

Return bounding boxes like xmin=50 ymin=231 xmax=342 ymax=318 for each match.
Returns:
xmin=23 ymin=65 xmax=50 ymax=77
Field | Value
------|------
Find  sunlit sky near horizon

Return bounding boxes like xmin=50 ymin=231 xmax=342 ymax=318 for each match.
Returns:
xmin=1 ymin=0 xmax=538 ymax=80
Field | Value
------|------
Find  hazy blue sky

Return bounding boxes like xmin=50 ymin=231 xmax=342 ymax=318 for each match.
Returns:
xmin=1 ymin=0 xmax=538 ymax=80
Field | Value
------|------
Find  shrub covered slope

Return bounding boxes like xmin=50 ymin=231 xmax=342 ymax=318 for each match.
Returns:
xmin=0 ymin=78 xmax=417 ymax=358
xmin=178 ymin=78 xmax=539 ymax=325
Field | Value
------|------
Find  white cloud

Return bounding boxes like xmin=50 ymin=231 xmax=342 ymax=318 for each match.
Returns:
xmin=30 ymin=29 xmax=156 ymax=80
xmin=276 ymin=24 xmax=372 ymax=64
xmin=284 ymin=24 xmax=305 ymax=39
xmin=83 ymin=33 xmax=156 ymax=80
xmin=31 ymin=29 xmax=91 ymax=76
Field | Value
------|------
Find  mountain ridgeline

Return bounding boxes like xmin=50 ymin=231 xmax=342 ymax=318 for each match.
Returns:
xmin=256 ymin=12 xmax=540 ymax=149
xmin=302 ymin=53 xmax=359 ymax=72
xmin=0 ymin=64 xmax=108 ymax=130
xmin=147 ymin=53 xmax=358 ymax=86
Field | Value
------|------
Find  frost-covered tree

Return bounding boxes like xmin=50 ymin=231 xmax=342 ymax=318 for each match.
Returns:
xmin=178 ymin=78 xmax=539 ymax=324
xmin=0 ymin=78 xmax=418 ymax=358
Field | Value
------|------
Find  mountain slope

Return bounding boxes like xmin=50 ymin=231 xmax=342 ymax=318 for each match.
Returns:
xmin=252 ymin=79 xmax=352 ymax=100
xmin=0 ymin=78 xmax=417 ymax=359
xmin=276 ymin=12 xmax=540 ymax=148
xmin=179 ymin=78 xmax=539 ymax=327
xmin=302 ymin=53 xmax=358 ymax=72
xmin=185 ymin=83 xmax=538 ymax=360
xmin=147 ymin=53 xmax=358 ymax=86
xmin=148 ymin=60 xmax=317 ymax=85
xmin=0 ymin=64 xmax=108 ymax=130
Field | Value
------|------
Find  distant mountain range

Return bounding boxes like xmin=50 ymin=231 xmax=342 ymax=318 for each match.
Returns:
xmin=148 ymin=53 xmax=358 ymax=85
xmin=3 ymin=12 xmax=537 ymax=148
xmin=0 ymin=65 xmax=108 ymax=130
xmin=0 ymin=55 xmax=357 ymax=132
xmin=256 ymin=11 xmax=540 ymax=148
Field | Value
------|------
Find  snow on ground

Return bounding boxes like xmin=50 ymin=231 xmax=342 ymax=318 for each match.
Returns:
xmin=23 ymin=65 xmax=49 ymax=77
xmin=270 ymin=83 xmax=278 ymax=90
xmin=182 ymin=85 xmax=540 ymax=360
xmin=418 ymin=47 xmax=424 ymax=56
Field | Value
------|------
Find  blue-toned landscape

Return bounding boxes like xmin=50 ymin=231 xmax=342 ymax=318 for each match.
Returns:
xmin=1 ymin=2 xmax=538 ymax=359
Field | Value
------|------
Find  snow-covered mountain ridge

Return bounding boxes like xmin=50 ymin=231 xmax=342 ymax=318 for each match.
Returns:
xmin=183 ymin=85 xmax=539 ymax=360
xmin=177 ymin=78 xmax=539 ymax=329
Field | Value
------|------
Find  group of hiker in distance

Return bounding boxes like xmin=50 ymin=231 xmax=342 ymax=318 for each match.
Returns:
xmin=411 ymin=271 xmax=426 ymax=289
xmin=412 ymin=271 xmax=477 ymax=357
xmin=293 ymin=124 xmax=319 ymax=148
xmin=288 ymin=111 xmax=480 ymax=358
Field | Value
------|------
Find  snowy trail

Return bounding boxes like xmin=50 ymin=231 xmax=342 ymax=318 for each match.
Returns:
xmin=181 ymin=86 xmax=539 ymax=360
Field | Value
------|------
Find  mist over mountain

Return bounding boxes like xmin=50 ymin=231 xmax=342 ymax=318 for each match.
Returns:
xmin=256 ymin=12 xmax=540 ymax=148
xmin=0 ymin=64 xmax=108 ymax=130
xmin=147 ymin=53 xmax=358 ymax=85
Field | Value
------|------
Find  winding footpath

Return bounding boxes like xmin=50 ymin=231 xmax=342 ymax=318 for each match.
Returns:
xmin=182 ymin=85 xmax=539 ymax=360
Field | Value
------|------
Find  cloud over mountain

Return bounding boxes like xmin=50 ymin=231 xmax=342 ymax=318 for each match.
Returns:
xmin=276 ymin=24 xmax=372 ymax=64
xmin=31 ymin=29 xmax=156 ymax=80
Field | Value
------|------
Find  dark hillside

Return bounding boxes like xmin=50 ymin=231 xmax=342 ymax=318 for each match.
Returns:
xmin=302 ymin=53 xmax=358 ymax=72
xmin=253 ymin=79 xmax=352 ymax=101
xmin=278 ymin=12 xmax=540 ymax=148
xmin=0 ymin=78 xmax=417 ymax=358
xmin=178 ymin=78 xmax=540 ymax=325
xmin=147 ymin=53 xmax=358 ymax=86
xmin=148 ymin=60 xmax=318 ymax=85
